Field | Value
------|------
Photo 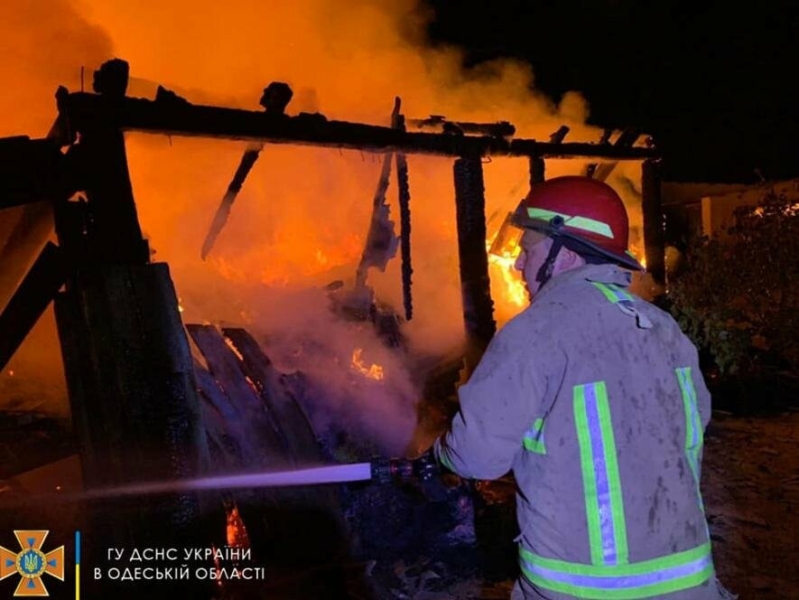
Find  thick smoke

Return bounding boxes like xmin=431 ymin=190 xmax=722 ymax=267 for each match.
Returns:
xmin=0 ymin=0 xmax=619 ymax=453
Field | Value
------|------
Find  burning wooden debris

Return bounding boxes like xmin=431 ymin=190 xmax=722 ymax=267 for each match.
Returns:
xmin=184 ymin=321 xmax=485 ymax=598
xmin=0 ymin=56 xmax=666 ymax=598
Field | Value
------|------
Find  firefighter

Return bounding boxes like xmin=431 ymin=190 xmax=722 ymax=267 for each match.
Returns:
xmin=434 ymin=176 xmax=734 ymax=599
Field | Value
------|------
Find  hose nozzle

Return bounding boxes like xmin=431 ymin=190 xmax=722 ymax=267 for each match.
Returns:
xmin=370 ymin=451 xmax=440 ymax=484
xmin=370 ymin=451 xmax=447 ymax=501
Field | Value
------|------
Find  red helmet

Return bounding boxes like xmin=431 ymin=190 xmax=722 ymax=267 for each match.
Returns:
xmin=512 ymin=176 xmax=642 ymax=270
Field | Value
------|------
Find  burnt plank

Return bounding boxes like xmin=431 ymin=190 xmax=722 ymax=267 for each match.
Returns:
xmin=186 ymin=324 xmax=287 ymax=465
xmin=197 ymin=393 xmax=244 ymax=471
xmin=192 ymin=358 xmax=255 ymax=465
xmin=222 ymin=327 xmax=324 ymax=464
xmin=193 ymin=357 xmax=243 ymax=424
xmin=218 ymin=329 xmax=346 ymax=530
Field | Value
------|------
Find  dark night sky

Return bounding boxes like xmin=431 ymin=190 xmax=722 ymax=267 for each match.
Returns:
xmin=424 ymin=1 xmax=799 ymax=183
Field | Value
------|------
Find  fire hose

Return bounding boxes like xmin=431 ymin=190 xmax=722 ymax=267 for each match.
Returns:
xmin=0 ymin=452 xmax=446 ymax=506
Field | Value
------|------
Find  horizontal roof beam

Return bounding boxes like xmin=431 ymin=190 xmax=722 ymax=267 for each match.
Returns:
xmin=61 ymin=92 xmax=659 ymax=162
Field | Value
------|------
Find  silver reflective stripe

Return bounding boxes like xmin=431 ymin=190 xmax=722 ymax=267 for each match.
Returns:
xmin=574 ymin=381 xmax=628 ymax=566
xmin=520 ymin=542 xmax=714 ymax=599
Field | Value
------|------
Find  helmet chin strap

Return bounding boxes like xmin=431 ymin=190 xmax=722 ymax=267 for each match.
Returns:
xmin=535 ymin=236 xmax=564 ymax=286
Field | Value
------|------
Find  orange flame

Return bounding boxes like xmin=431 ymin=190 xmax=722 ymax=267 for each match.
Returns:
xmin=0 ymin=0 xmax=649 ymax=416
xmin=225 ymin=502 xmax=251 ymax=549
xmin=486 ymin=232 xmax=527 ymax=318
xmin=629 ymin=244 xmax=647 ymax=269
xmin=350 ymin=348 xmax=384 ymax=381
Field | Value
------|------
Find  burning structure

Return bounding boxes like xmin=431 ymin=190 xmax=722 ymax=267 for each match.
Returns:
xmin=0 ymin=51 xmax=663 ymax=596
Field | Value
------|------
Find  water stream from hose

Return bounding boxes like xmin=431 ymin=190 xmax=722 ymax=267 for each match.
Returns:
xmin=0 ymin=463 xmax=375 ymax=508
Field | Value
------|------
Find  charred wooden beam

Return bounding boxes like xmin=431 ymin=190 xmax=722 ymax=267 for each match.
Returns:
xmin=191 ymin=326 xmax=346 ymax=542
xmin=395 ymin=140 xmax=414 ymax=321
xmin=588 ymin=127 xmax=643 ymax=182
xmin=454 ymin=157 xmax=496 ymax=356
xmin=549 ymin=126 xmax=569 ymax=144
xmin=59 ymin=92 xmax=659 ymax=162
xmin=642 ymin=158 xmax=666 ymax=286
xmin=408 ymin=115 xmax=515 ymax=138
xmin=584 ymin=129 xmax=613 ymax=179
xmin=200 ymin=147 xmax=261 ymax=259
xmin=527 ymin=125 xmax=569 ymax=187
xmin=193 ymin=357 xmax=251 ymax=468
xmin=67 ymin=114 xmax=150 ymax=264
xmin=53 ymin=263 xmax=207 ymax=544
xmin=200 ymin=82 xmax=294 ymax=260
xmin=220 ymin=328 xmax=323 ymax=464
xmin=92 ymin=58 xmax=130 ymax=97
xmin=186 ymin=324 xmax=288 ymax=462
xmin=0 ymin=242 xmax=67 ymax=372
xmin=355 ymin=149 xmax=396 ymax=292
xmin=529 ymin=156 xmax=546 ymax=188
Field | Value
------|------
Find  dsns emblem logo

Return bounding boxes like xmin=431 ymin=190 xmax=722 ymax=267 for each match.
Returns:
xmin=0 ymin=531 xmax=64 ymax=597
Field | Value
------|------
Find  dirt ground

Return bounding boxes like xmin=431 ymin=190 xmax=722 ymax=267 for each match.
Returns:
xmin=702 ymin=409 xmax=799 ymax=599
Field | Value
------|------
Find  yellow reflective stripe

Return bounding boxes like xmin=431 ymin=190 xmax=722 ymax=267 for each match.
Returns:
xmin=523 ymin=418 xmax=546 ymax=454
xmin=592 ymin=281 xmax=634 ymax=304
xmin=520 ymin=542 xmax=714 ymax=599
xmin=574 ymin=382 xmax=628 ymax=566
xmin=520 ymin=542 xmax=712 ymax=577
xmin=675 ymin=367 xmax=710 ymax=538
xmin=527 ymin=207 xmax=614 ymax=239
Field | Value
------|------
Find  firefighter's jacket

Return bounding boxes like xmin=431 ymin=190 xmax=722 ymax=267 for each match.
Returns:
xmin=435 ymin=264 xmax=722 ymax=599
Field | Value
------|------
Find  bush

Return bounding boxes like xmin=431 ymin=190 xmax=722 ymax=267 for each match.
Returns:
xmin=668 ymin=190 xmax=799 ymax=378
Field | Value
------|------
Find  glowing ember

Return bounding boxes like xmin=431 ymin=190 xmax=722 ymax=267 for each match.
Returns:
xmin=224 ymin=337 xmax=245 ymax=362
xmin=225 ymin=502 xmax=251 ymax=549
xmin=350 ymin=348 xmax=384 ymax=381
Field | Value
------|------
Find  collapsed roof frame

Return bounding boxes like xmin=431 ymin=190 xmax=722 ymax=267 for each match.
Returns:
xmin=0 ymin=59 xmax=664 ymax=544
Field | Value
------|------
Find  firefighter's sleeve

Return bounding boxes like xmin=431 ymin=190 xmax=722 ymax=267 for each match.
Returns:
xmin=433 ymin=322 xmax=545 ymax=480
xmin=682 ymin=340 xmax=712 ymax=431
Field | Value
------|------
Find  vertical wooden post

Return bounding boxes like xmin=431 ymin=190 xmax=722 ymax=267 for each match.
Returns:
xmin=52 ymin=69 xmax=208 ymax=566
xmin=642 ymin=158 xmax=666 ymax=286
xmin=453 ymin=156 xmax=496 ymax=358
xmin=529 ymin=156 xmax=545 ymax=188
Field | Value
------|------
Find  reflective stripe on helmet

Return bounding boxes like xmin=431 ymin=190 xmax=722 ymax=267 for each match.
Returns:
xmin=527 ymin=207 xmax=614 ymax=239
